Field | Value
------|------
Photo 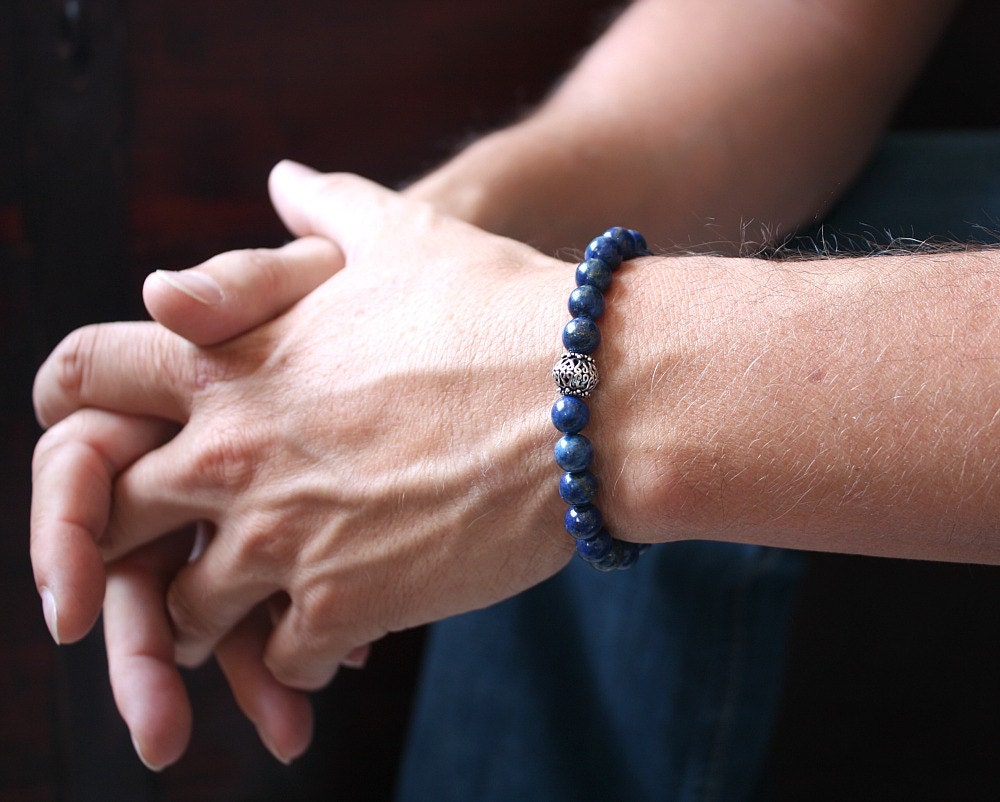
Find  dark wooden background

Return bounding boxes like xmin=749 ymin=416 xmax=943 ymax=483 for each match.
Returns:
xmin=3 ymin=1 xmax=999 ymax=800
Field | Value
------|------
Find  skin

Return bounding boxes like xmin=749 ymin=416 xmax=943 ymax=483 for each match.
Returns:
xmin=408 ymin=0 xmax=958 ymax=249
xmin=29 ymin=0 xmax=967 ymax=770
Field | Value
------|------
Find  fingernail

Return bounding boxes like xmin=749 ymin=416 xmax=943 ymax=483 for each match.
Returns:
xmin=131 ymin=733 xmax=166 ymax=772
xmin=40 ymin=587 xmax=60 ymax=645
xmin=153 ymin=269 xmax=223 ymax=305
xmin=257 ymin=728 xmax=293 ymax=766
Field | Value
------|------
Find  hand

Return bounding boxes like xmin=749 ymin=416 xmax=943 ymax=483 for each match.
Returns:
xmin=32 ymin=233 xmax=346 ymax=767
xmin=33 ymin=164 xmax=575 ymax=754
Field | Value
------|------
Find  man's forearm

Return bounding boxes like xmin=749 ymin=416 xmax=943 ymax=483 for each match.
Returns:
xmin=408 ymin=0 xmax=957 ymax=252
xmin=601 ymin=245 xmax=1000 ymax=564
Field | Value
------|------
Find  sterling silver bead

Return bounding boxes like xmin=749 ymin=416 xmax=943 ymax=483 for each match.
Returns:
xmin=553 ymin=352 xmax=599 ymax=397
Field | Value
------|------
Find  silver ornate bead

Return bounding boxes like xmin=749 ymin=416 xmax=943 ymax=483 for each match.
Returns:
xmin=553 ymin=352 xmax=599 ymax=397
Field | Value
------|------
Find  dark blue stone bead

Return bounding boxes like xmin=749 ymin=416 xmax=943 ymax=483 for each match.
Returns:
xmin=575 ymin=258 xmax=613 ymax=292
xmin=603 ymin=227 xmax=650 ymax=259
xmin=559 ymin=470 xmax=598 ymax=505
xmin=584 ymin=235 xmax=623 ymax=270
xmin=551 ymin=395 xmax=590 ymax=433
xmin=593 ymin=543 xmax=624 ymax=571
xmin=629 ymin=229 xmax=649 ymax=255
xmin=568 ymin=285 xmax=605 ymax=320
xmin=603 ymin=226 xmax=636 ymax=260
xmin=615 ymin=541 xmax=641 ymax=569
xmin=576 ymin=528 xmax=613 ymax=561
xmin=593 ymin=539 xmax=641 ymax=571
xmin=564 ymin=504 xmax=603 ymax=540
xmin=562 ymin=317 xmax=600 ymax=353
xmin=554 ymin=433 xmax=593 ymax=472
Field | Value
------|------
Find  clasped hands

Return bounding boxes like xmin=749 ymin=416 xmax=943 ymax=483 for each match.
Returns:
xmin=30 ymin=162 xmax=577 ymax=768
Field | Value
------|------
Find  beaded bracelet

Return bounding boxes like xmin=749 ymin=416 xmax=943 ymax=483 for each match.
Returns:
xmin=551 ymin=227 xmax=651 ymax=571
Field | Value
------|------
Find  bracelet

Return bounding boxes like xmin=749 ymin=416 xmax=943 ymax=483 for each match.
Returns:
xmin=551 ymin=227 xmax=651 ymax=570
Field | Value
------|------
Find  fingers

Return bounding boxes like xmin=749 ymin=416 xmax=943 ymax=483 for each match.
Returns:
xmin=35 ymin=235 xmax=345 ymax=427
xmin=268 ymin=161 xmax=419 ymax=253
xmin=144 ymin=236 xmax=344 ymax=347
xmin=264 ymin=609 xmax=359 ymax=691
xmin=101 ymin=429 xmax=218 ymax=562
xmin=164 ymin=534 xmax=278 ymax=670
xmin=215 ymin=608 xmax=314 ymax=765
xmin=106 ymin=530 xmax=313 ymax=769
xmin=104 ymin=535 xmax=195 ymax=771
xmin=33 ymin=322 xmax=194 ymax=428
xmin=102 ymin=414 xmax=284 ymax=562
xmin=167 ymin=537 xmax=373 ymax=691
xmin=31 ymin=409 xmax=177 ymax=643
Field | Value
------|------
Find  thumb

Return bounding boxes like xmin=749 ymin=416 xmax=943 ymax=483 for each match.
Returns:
xmin=143 ymin=236 xmax=344 ymax=347
xmin=268 ymin=161 xmax=419 ymax=255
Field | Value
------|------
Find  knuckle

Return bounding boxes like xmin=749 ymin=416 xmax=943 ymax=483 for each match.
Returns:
xmin=235 ymin=517 xmax=297 ymax=572
xmin=297 ymin=583 xmax=340 ymax=635
xmin=265 ymin=654 xmax=324 ymax=690
xmin=265 ymin=630 xmax=337 ymax=692
xmin=189 ymin=425 xmax=259 ymax=493
xmin=52 ymin=330 xmax=89 ymax=399
xmin=189 ymin=346 xmax=234 ymax=392
xmin=31 ymin=419 xmax=107 ymax=497
xmin=31 ymin=424 xmax=67 ymax=470
xmin=35 ymin=326 xmax=99 ymax=424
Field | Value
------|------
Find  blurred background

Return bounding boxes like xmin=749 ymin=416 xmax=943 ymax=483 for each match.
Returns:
xmin=3 ymin=1 xmax=999 ymax=799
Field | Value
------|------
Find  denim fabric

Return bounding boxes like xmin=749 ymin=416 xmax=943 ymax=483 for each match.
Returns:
xmin=397 ymin=544 xmax=804 ymax=802
xmin=396 ymin=130 xmax=1000 ymax=802
xmin=818 ymin=130 xmax=1000 ymax=246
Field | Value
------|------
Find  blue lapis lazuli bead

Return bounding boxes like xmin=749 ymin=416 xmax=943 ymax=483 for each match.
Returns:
xmin=593 ymin=541 xmax=625 ymax=571
xmin=576 ymin=258 xmax=613 ymax=292
xmin=564 ymin=504 xmax=603 ymax=540
xmin=594 ymin=539 xmax=641 ymax=572
xmin=562 ymin=317 xmax=600 ymax=353
xmin=603 ymin=227 xmax=649 ymax=260
xmin=584 ymin=235 xmax=623 ymax=270
xmin=616 ymin=541 xmax=641 ymax=569
xmin=568 ymin=285 xmax=605 ymax=320
xmin=576 ymin=529 xmax=613 ymax=561
xmin=559 ymin=470 xmax=598 ymax=505
xmin=554 ymin=434 xmax=593 ymax=472
xmin=602 ymin=227 xmax=636 ymax=260
xmin=551 ymin=395 xmax=590 ymax=434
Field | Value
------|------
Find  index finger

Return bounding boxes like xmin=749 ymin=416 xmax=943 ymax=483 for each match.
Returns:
xmin=33 ymin=321 xmax=194 ymax=429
